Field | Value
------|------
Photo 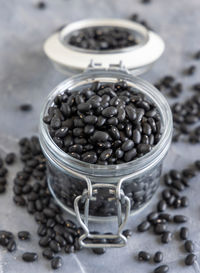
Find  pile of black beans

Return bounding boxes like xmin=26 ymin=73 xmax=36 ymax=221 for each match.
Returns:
xmin=43 ymin=80 xmax=162 ymax=165
xmin=68 ymin=27 xmax=138 ymax=50
xmin=136 ymin=161 xmax=200 ymax=273
xmin=0 ymin=136 xmax=133 ymax=270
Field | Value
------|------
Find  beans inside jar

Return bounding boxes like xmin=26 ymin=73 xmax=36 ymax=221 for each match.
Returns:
xmin=43 ymin=80 xmax=162 ymax=165
xmin=67 ymin=26 xmax=138 ymax=50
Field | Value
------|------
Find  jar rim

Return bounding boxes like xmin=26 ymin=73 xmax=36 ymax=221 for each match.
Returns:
xmin=39 ymin=69 xmax=173 ymax=177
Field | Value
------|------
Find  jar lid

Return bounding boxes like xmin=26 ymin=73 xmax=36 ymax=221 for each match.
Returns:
xmin=44 ymin=18 xmax=165 ymax=75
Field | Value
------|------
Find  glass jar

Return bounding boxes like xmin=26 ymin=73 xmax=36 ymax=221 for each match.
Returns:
xmin=39 ymin=67 xmax=173 ymax=248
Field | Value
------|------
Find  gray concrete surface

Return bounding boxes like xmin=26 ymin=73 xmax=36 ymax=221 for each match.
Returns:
xmin=0 ymin=0 xmax=200 ymax=272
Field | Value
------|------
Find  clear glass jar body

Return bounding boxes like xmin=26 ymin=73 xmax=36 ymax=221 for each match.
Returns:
xmin=39 ymin=68 xmax=173 ymax=222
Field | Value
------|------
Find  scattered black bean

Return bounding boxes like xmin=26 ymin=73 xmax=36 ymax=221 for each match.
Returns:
xmin=22 ymin=252 xmax=38 ymax=262
xmin=51 ymin=256 xmax=63 ymax=270
xmin=185 ymin=253 xmax=197 ymax=266
xmin=180 ymin=227 xmax=189 ymax=240
xmin=138 ymin=251 xmax=151 ymax=261
xmin=173 ymin=215 xmax=188 ymax=223
xmin=18 ymin=231 xmax=31 ymax=240
xmin=154 ymin=265 xmax=169 ymax=273
xmin=184 ymin=240 xmax=194 ymax=253
xmin=154 ymin=251 xmax=163 ymax=263
xmin=161 ymin=231 xmax=172 ymax=244
xmin=137 ymin=221 xmax=151 ymax=232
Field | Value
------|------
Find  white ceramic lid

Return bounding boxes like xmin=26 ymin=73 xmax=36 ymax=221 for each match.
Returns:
xmin=44 ymin=18 xmax=165 ymax=75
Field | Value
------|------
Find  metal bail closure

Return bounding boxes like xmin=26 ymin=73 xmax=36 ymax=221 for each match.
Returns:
xmin=74 ymin=178 xmax=131 ymax=248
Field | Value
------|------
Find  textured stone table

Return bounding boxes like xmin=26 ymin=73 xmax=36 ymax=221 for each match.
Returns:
xmin=1 ymin=0 xmax=200 ymax=272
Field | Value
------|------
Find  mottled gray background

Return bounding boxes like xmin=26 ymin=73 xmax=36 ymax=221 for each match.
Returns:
xmin=0 ymin=0 xmax=200 ymax=272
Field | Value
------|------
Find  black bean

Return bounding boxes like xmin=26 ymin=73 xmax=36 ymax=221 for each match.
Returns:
xmin=154 ymin=223 xmax=167 ymax=235
xmin=55 ymin=127 xmax=68 ymax=138
xmin=65 ymin=245 xmax=75 ymax=254
xmin=124 ymin=148 xmax=137 ymax=162
xmin=109 ymin=126 xmax=120 ymax=140
xmin=137 ymin=221 xmax=151 ymax=232
xmin=63 ymin=232 xmax=74 ymax=245
xmin=84 ymin=115 xmax=97 ymax=124
xmin=180 ymin=196 xmax=189 ymax=207
xmin=42 ymin=248 xmax=54 ymax=260
xmin=100 ymin=149 xmax=113 ymax=161
xmin=93 ymin=131 xmax=109 ymax=142
xmin=138 ymin=251 xmax=151 ymax=261
xmin=147 ymin=212 xmax=159 ymax=223
xmin=154 ymin=251 xmax=163 ymax=263
xmin=82 ymin=151 xmax=97 ymax=164
xmin=37 ymin=224 xmax=47 ymax=237
xmin=157 ymin=200 xmax=167 ymax=212
xmin=125 ymin=105 xmax=137 ymax=121
xmin=5 ymin=153 xmax=16 ymax=165
xmin=55 ymin=235 xmax=66 ymax=247
xmin=180 ymin=227 xmax=189 ymax=240
xmin=18 ymin=231 xmax=30 ymax=240
xmin=185 ymin=240 xmax=194 ymax=253
xmin=102 ymin=106 xmax=117 ymax=118
xmin=49 ymin=240 xmax=61 ymax=253
xmin=185 ymin=254 xmax=197 ymax=266
xmin=154 ymin=265 xmax=169 ymax=273
xmin=22 ymin=252 xmax=38 ymax=262
xmin=161 ymin=231 xmax=172 ymax=244
xmin=121 ymin=140 xmax=134 ymax=152
xmin=173 ymin=215 xmax=188 ymax=223
xmin=92 ymin=248 xmax=106 ymax=255
xmin=7 ymin=240 xmax=16 ymax=252
xmin=51 ymin=256 xmax=63 ymax=270
xmin=137 ymin=143 xmax=151 ymax=154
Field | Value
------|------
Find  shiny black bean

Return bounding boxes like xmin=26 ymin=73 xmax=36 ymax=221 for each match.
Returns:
xmin=137 ymin=221 xmax=151 ymax=232
xmin=185 ymin=254 xmax=197 ymax=266
xmin=49 ymin=240 xmax=61 ymax=253
xmin=109 ymin=126 xmax=120 ymax=140
xmin=93 ymin=131 xmax=109 ymax=142
xmin=154 ymin=265 xmax=169 ymax=273
xmin=154 ymin=223 xmax=167 ymax=235
xmin=185 ymin=240 xmax=194 ymax=253
xmin=180 ymin=227 xmax=189 ymax=240
xmin=51 ymin=256 xmax=63 ymax=269
xmin=65 ymin=245 xmax=75 ymax=254
xmin=138 ymin=251 xmax=151 ymax=261
xmin=7 ymin=240 xmax=16 ymax=252
xmin=174 ymin=215 xmax=188 ymax=223
xmin=43 ymin=248 xmax=55 ymax=260
xmin=125 ymin=105 xmax=137 ymax=121
xmin=161 ymin=231 xmax=172 ymax=243
xmin=18 ymin=231 xmax=30 ymax=240
xmin=84 ymin=115 xmax=97 ymax=124
xmin=157 ymin=200 xmax=167 ymax=212
xmin=82 ymin=151 xmax=97 ymax=163
xmin=147 ymin=212 xmax=159 ymax=223
xmin=137 ymin=143 xmax=151 ymax=154
xmin=77 ymin=102 xmax=91 ymax=112
xmin=100 ymin=149 xmax=113 ymax=161
xmin=154 ymin=251 xmax=163 ymax=263
xmin=22 ymin=252 xmax=38 ymax=262
xmin=124 ymin=148 xmax=137 ymax=162
xmin=121 ymin=140 xmax=134 ymax=152
xmin=102 ymin=106 xmax=117 ymax=118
